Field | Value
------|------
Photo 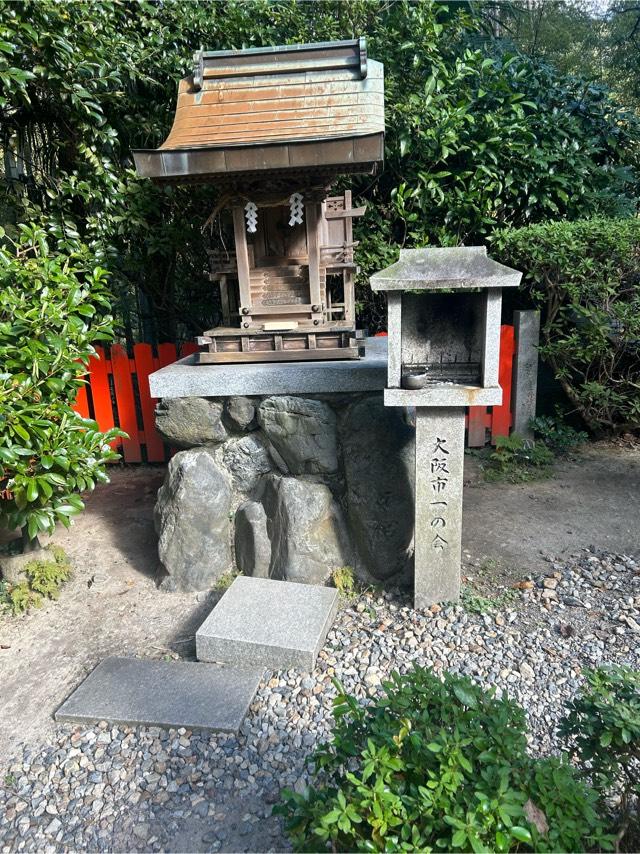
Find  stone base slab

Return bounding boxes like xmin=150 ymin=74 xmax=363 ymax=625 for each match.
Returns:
xmin=149 ymin=336 xmax=387 ymax=398
xmin=196 ymin=576 xmax=338 ymax=671
xmin=55 ymin=657 xmax=264 ymax=734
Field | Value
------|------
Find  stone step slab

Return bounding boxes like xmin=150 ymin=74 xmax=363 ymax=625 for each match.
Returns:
xmin=55 ymin=657 xmax=264 ymax=734
xmin=196 ymin=576 xmax=338 ymax=671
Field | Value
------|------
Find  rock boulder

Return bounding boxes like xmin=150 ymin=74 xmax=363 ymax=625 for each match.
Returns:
xmin=234 ymin=501 xmax=271 ymax=578
xmin=258 ymin=396 xmax=337 ymax=475
xmin=261 ymin=474 xmax=351 ymax=585
xmin=223 ymin=434 xmax=273 ymax=493
xmin=224 ymin=397 xmax=257 ymax=432
xmin=155 ymin=398 xmax=227 ymax=449
xmin=340 ymin=395 xmax=414 ymax=582
xmin=154 ymin=448 xmax=232 ymax=591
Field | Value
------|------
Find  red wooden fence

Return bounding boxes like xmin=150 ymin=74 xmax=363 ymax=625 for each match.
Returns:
xmin=466 ymin=324 xmax=515 ymax=447
xmin=73 ymin=330 xmax=514 ymax=463
xmin=73 ymin=342 xmax=197 ymax=463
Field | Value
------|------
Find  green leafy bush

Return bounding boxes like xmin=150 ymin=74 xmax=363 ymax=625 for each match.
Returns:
xmin=331 ymin=566 xmax=358 ymax=603
xmin=0 ymin=224 xmax=124 ymax=545
xmin=0 ymin=544 xmax=71 ymax=615
xmin=494 ymin=218 xmax=640 ymax=433
xmin=277 ymin=668 xmax=612 ymax=852
xmin=559 ymin=666 xmax=640 ymax=821
xmin=530 ymin=409 xmax=588 ymax=457
xmin=2 ymin=2 xmax=639 ymax=340
xmin=483 ymin=433 xmax=555 ymax=483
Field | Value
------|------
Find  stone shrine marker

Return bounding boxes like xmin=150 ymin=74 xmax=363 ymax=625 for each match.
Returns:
xmin=371 ymin=247 xmax=522 ymax=606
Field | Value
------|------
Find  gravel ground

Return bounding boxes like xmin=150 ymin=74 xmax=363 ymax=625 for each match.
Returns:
xmin=1 ymin=548 xmax=639 ymax=853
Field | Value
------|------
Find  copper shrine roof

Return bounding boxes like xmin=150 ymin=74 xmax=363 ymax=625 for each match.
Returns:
xmin=133 ymin=38 xmax=384 ymax=183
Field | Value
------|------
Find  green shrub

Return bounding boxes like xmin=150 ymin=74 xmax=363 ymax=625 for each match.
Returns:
xmin=530 ymin=409 xmax=588 ymax=456
xmin=331 ymin=566 xmax=358 ymax=603
xmin=276 ymin=668 xmax=612 ymax=852
xmin=483 ymin=433 xmax=555 ymax=483
xmin=559 ymin=666 xmax=640 ymax=819
xmin=2 ymin=2 xmax=639 ymax=340
xmin=0 ymin=224 xmax=124 ymax=546
xmin=493 ymin=218 xmax=640 ymax=434
xmin=0 ymin=544 xmax=71 ymax=615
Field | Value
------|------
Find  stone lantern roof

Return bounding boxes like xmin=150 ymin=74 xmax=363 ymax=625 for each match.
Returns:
xmin=370 ymin=247 xmax=522 ymax=292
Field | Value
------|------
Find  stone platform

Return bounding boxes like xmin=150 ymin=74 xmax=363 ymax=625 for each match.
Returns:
xmin=149 ymin=336 xmax=387 ymax=398
xmin=55 ymin=657 xmax=264 ymax=733
xmin=196 ymin=576 xmax=338 ymax=671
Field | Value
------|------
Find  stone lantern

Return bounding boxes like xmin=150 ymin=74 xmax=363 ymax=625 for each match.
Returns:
xmin=370 ymin=247 xmax=522 ymax=607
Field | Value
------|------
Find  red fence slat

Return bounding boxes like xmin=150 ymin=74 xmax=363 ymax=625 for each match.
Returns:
xmin=157 ymin=343 xmax=178 ymax=368
xmin=467 ymin=407 xmax=488 ymax=447
xmin=180 ymin=342 xmax=198 ymax=358
xmin=491 ymin=324 xmax=515 ymax=442
xmin=87 ymin=347 xmax=116 ymax=437
xmin=74 ymin=381 xmax=91 ymax=420
xmin=111 ymin=343 xmax=142 ymax=463
xmin=134 ymin=343 xmax=166 ymax=463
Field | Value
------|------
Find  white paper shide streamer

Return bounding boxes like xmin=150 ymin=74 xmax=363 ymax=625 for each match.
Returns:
xmin=244 ymin=201 xmax=258 ymax=233
xmin=288 ymin=192 xmax=304 ymax=226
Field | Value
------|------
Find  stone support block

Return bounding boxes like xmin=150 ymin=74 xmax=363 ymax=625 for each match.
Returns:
xmin=196 ymin=576 xmax=338 ymax=670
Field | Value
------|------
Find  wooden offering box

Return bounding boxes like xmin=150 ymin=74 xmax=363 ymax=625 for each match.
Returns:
xmin=133 ymin=38 xmax=385 ymax=363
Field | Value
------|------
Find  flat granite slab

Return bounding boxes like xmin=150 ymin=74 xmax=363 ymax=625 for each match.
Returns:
xmin=55 ymin=657 xmax=264 ymax=733
xmin=196 ymin=576 xmax=339 ymax=671
xmin=149 ymin=335 xmax=387 ymax=399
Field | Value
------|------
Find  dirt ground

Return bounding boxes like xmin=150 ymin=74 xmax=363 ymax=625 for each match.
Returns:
xmin=463 ymin=441 xmax=640 ymax=584
xmin=1 ymin=443 xmax=639 ymax=765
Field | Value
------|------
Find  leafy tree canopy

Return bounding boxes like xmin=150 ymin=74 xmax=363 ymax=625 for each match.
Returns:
xmin=1 ymin=0 xmax=639 ymax=339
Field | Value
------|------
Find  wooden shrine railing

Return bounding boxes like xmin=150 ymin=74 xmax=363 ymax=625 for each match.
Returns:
xmin=73 ymin=329 xmax=515 ymax=463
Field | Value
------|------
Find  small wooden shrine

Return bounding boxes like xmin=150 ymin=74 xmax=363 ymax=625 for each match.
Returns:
xmin=133 ymin=38 xmax=385 ymax=363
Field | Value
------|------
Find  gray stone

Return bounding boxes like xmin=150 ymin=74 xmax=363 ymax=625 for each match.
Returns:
xmin=386 ymin=293 xmax=402 ymax=388
xmin=235 ymin=502 xmax=271 ymax=578
xmin=414 ymin=407 xmax=464 ymax=606
xmin=224 ymin=397 xmax=257 ymax=431
xmin=512 ymin=310 xmax=541 ymax=439
xmin=55 ymin=657 xmax=263 ymax=733
xmin=384 ymin=385 xmax=502 ymax=409
xmin=340 ymin=395 xmax=414 ymax=582
xmin=262 ymin=475 xmax=351 ymax=585
xmin=155 ymin=397 xmax=227 ymax=448
xmin=258 ymin=396 xmax=338 ymax=475
xmin=481 ymin=289 xmax=502 ymax=387
xmin=223 ymin=434 xmax=273 ymax=493
xmin=196 ymin=576 xmax=338 ymax=670
xmin=154 ymin=448 xmax=232 ymax=591
xmin=370 ymin=246 xmax=522 ymax=292
xmin=148 ymin=336 xmax=387 ymax=399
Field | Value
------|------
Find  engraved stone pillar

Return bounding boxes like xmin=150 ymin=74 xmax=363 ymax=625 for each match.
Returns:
xmin=414 ymin=407 xmax=464 ymax=606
